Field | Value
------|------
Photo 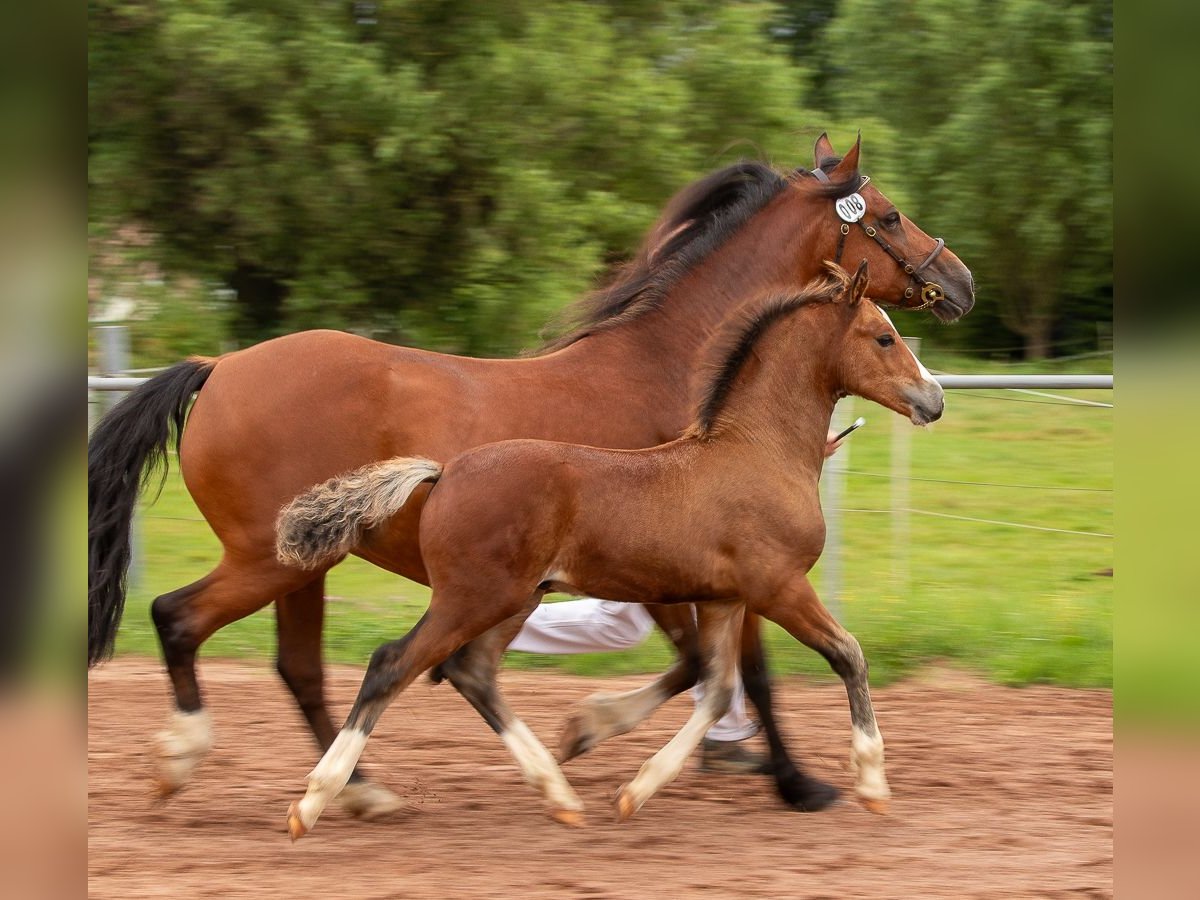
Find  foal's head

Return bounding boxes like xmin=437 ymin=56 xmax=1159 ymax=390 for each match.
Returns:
xmin=833 ymin=262 xmax=945 ymax=425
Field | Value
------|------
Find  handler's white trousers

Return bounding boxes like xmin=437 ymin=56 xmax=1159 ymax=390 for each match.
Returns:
xmin=508 ymin=598 xmax=757 ymax=742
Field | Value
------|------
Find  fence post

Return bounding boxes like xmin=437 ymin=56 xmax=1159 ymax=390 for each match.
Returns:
xmin=891 ymin=336 xmax=920 ymax=598
xmin=94 ymin=325 xmax=139 ymax=589
xmin=821 ymin=399 xmax=853 ymax=616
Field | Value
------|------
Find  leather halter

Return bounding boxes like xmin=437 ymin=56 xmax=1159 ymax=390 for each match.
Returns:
xmin=809 ymin=169 xmax=946 ymax=311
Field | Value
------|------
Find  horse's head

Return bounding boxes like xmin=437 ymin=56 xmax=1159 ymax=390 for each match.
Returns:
xmin=803 ymin=134 xmax=975 ymax=323
xmin=834 ymin=261 xmax=944 ymax=425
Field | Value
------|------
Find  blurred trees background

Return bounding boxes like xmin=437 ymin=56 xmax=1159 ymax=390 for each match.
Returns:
xmin=89 ymin=0 xmax=1111 ymax=362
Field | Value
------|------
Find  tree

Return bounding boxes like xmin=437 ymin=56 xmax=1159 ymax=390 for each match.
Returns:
xmin=825 ymin=0 xmax=1111 ymax=359
xmin=89 ymin=0 xmax=820 ymax=357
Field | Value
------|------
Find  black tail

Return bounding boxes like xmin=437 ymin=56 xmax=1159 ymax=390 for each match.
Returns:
xmin=88 ymin=359 xmax=216 ymax=667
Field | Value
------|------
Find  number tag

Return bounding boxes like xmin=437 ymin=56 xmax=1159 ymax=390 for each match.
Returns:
xmin=835 ymin=193 xmax=867 ymax=223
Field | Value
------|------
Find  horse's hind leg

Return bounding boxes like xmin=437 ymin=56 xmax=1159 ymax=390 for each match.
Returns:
xmin=151 ymin=557 xmax=309 ymax=795
xmin=437 ymin=609 xmax=584 ymax=825
xmin=274 ymin=578 xmax=405 ymax=819
xmin=739 ymin=611 xmax=840 ymax=811
xmin=614 ymin=600 xmax=743 ymax=822
xmin=558 ymin=603 xmax=702 ymax=762
xmin=752 ymin=576 xmax=890 ymax=813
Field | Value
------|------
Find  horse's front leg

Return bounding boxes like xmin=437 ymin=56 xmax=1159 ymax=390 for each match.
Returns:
xmin=750 ymin=577 xmax=890 ymax=813
xmin=739 ymin=610 xmax=841 ymax=811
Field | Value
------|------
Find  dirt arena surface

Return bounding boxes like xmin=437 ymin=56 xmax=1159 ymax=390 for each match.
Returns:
xmin=88 ymin=659 xmax=1111 ymax=898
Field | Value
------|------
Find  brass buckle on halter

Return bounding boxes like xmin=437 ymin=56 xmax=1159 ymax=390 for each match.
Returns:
xmin=910 ymin=283 xmax=943 ymax=311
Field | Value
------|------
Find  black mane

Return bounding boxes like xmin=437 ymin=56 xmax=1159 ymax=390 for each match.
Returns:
xmin=536 ymin=156 xmax=860 ymax=354
xmin=691 ymin=270 xmax=851 ymax=437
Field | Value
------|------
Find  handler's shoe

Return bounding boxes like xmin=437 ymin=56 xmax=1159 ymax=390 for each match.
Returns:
xmin=699 ymin=738 xmax=771 ymax=775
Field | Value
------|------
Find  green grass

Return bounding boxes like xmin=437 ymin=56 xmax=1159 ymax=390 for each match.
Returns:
xmin=113 ymin=363 xmax=1112 ymax=689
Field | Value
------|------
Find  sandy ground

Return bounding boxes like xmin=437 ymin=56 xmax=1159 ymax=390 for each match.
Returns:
xmin=88 ymin=659 xmax=1111 ymax=898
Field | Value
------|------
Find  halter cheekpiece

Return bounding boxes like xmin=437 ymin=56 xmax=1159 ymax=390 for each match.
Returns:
xmin=809 ymin=169 xmax=946 ymax=311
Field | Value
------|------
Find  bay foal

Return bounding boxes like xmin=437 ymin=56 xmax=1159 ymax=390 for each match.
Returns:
xmin=277 ymin=263 xmax=944 ymax=837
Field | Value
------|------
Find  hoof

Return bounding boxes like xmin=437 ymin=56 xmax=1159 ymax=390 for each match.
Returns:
xmin=153 ymin=775 xmax=182 ymax=800
xmin=556 ymin=716 xmax=595 ymax=764
xmin=550 ymin=807 xmax=585 ymax=828
xmin=859 ymin=796 xmax=890 ymax=815
xmin=337 ymin=781 xmax=407 ymax=820
xmin=775 ymin=770 xmax=841 ymax=812
xmin=154 ymin=753 xmax=205 ymax=797
xmin=286 ymin=802 xmax=309 ymax=842
xmin=613 ymin=785 xmax=639 ymax=823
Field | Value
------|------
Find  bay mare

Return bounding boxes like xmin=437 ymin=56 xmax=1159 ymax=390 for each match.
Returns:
xmin=87 ymin=135 xmax=973 ymax=817
xmin=277 ymin=262 xmax=945 ymax=836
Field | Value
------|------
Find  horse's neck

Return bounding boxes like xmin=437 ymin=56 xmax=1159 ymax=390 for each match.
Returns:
xmin=530 ymin=190 xmax=829 ymax=437
xmin=575 ymin=189 xmax=828 ymax=382
xmin=711 ymin=315 xmax=840 ymax=478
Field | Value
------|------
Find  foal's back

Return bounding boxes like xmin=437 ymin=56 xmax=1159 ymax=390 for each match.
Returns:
xmin=418 ymin=435 xmax=823 ymax=606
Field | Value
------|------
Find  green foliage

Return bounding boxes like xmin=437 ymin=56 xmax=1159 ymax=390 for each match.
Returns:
xmin=90 ymin=1 xmax=1110 ymax=361
xmin=824 ymin=0 xmax=1111 ymax=358
xmin=90 ymin=0 xmax=821 ymax=357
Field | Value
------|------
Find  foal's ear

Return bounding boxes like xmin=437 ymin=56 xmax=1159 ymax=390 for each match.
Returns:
xmin=813 ymin=132 xmax=837 ymax=167
xmin=849 ymin=259 xmax=870 ymax=307
xmin=830 ymin=133 xmax=862 ymax=180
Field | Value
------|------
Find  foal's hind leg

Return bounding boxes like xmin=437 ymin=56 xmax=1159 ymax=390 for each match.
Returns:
xmin=274 ymin=578 xmax=405 ymax=819
xmin=751 ymin=576 xmax=890 ymax=812
xmin=558 ymin=603 xmax=702 ymax=762
xmin=614 ymin=600 xmax=743 ymax=822
xmin=436 ymin=607 xmax=585 ymax=826
xmin=151 ymin=558 xmax=309 ymax=795
xmin=287 ymin=588 xmax=578 ymax=839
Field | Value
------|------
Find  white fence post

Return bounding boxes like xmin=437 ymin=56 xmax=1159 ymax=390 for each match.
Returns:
xmin=92 ymin=325 xmax=140 ymax=589
xmin=891 ymin=336 xmax=921 ymax=598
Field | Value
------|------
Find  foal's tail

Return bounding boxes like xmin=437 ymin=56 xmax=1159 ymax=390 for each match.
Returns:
xmin=275 ymin=457 xmax=443 ymax=570
xmin=88 ymin=358 xmax=217 ymax=667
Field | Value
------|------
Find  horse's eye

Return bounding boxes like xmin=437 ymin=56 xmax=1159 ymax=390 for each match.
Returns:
xmin=876 ymin=334 xmax=895 ymax=347
xmin=883 ymin=212 xmax=901 ymax=229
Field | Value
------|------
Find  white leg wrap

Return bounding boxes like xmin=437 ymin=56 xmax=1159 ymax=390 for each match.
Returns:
xmin=294 ymin=729 xmax=368 ymax=832
xmin=155 ymin=710 xmax=214 ymax=790
xmin=850 ymin=726 xmax=891 ymax=801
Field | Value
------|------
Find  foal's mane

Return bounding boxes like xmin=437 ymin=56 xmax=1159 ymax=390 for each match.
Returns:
xmin=689 ymin=267 xmax=853 ymax=438
xmin=535 ymin=156 xmax=861 ymax=354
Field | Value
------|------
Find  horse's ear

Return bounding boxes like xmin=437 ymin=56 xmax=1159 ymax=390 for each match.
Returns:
xmin=830 ymin=133 xmax=862 ymax=179
xmin=813 ymin=132 xmax=837 ymax=167
xmin=849 ymin=259 xmax=870 ymax=306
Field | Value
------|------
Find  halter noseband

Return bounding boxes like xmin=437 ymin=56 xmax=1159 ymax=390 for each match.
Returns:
xmin=810 ymin=169 xmax=946 ymax=311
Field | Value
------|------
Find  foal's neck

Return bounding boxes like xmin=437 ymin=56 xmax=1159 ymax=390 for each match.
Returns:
xmin=706 ymin=309 xmax=842 ymax=478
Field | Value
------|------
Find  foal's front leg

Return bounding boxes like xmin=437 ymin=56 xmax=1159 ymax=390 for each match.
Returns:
xmin=614 ymin=600 xmax=743 ymax=821
xmin=750 ymin=576 xmax=890 ymax=812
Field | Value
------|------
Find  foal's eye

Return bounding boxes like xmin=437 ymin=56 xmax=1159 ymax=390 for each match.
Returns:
xmin=876 ymin=334 xmax=895 ymax=348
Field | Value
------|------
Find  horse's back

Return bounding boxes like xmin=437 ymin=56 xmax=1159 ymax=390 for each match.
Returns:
xmin=178 ymin=330 xmax=487 ymax=551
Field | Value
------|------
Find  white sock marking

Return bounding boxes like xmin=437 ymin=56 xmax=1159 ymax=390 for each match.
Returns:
xmin=850 ymin=726 xmax=890 ymax=801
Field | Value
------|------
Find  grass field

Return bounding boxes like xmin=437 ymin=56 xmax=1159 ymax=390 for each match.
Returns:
xmin=106 ymin=352 xmax=1112 ymax=688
